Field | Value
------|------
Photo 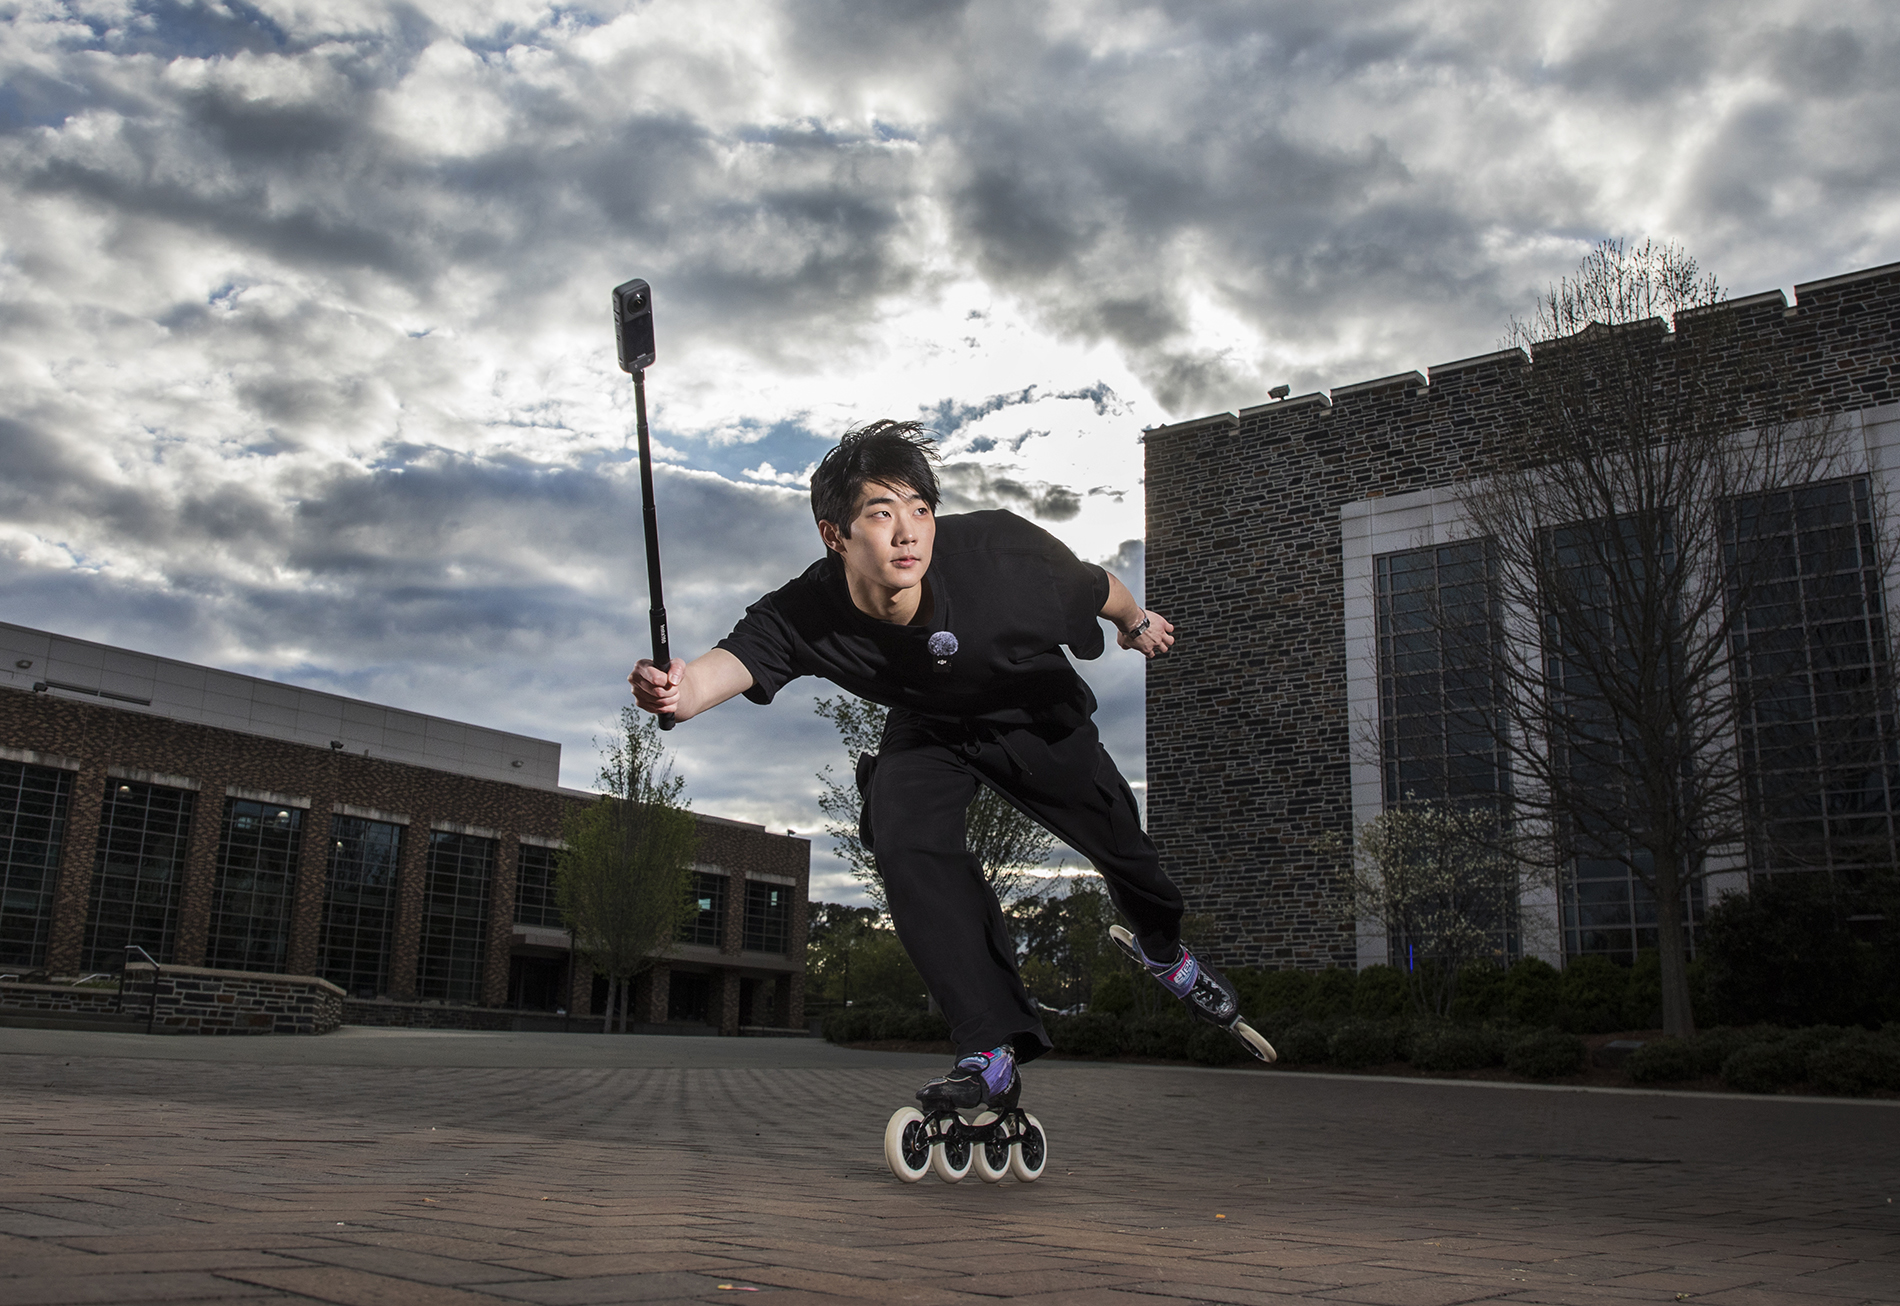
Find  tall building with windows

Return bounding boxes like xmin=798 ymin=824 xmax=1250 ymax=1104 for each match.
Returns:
xmin=1143 ymin=260 xmax=1900 ymax=971
xmin=0 ymin=622 xmax=808 ymax=1032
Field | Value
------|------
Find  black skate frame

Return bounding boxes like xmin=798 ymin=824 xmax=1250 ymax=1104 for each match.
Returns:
xmin=896 ymin=1104 xmax=1040 ymax=1174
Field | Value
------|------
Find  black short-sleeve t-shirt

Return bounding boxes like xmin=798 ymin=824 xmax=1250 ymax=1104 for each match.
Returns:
xmin=715 ymin=509 xmax=1112 ymax=729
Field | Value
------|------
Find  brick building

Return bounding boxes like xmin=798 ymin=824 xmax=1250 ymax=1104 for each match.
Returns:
xmin=1143 ymin=259 xmax=1900 ymax=970
xmin=0 ymin=621 xmax=807 ymax=1033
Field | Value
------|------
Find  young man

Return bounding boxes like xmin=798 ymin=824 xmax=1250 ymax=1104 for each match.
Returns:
xmin=630 ymin=421 xmax=1258 ymax=1115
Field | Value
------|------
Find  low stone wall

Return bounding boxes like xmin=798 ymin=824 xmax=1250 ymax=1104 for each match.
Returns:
xmin=343 ymin=999 xmax=607 ymax=1033
xmin=0 ymin=981 xmax=126 ymax=1018
xmin=123 ymin=963 xmax=345 ymax=1035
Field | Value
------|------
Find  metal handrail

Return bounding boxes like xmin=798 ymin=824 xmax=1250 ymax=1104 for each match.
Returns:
xmin=122 ymin=946 xmax=161 ymax=1034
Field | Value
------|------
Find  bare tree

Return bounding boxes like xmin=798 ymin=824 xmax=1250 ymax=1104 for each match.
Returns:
xmin=558 ymin=707 xmax=699 ymax=1033
xmin=1410 ymin=238 xmax=1889 ymax=1038
xmin=814 ymin=695 xmax=1054 ymax=910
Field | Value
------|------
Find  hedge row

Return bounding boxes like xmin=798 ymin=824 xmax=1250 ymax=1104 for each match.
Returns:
xmin=823 ymin=1001 xmax=1590 ymax=1079
xmin=1209 ymin=956 xmax=1697 ymax=1036
xmin=822 ymin=1002 xmax=1900 ymax=1095
xmin=821 ymin=1005 xmax=952 ymax=1045
xmin=1628 ymin=1024 xmax=1900 ymax=1094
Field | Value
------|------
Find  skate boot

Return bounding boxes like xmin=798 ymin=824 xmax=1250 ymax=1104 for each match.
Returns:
xmin=884 ymin=1044 xmax=1047 ymax=1185
xmin=1109 ymin=925 xmax=1277 ymax=1063
xmin=915 ymin=1044 xmax=1021 ymax=1115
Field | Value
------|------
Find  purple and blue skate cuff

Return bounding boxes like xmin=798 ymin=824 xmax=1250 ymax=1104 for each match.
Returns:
xmin=1154 ymin=948 xmax=1200 ymax=999
xmin=957 ymin=1045 xmax=1016 ymax=1097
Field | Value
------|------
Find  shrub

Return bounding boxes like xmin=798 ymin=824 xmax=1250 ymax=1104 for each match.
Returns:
xmin=1187 ymin=1023 xmax=1248 ymax=1066
xmin=1351 ymin=965 xmax=1407 ymax=1021
xmin=1626 ymin=1038 xmax=1700 ymax=1083
xmin=1089 ymin=971 xmax=1137 ymax=1017
xmin=1306 ymin=968 xmax=1357 ymax=1021
xmin=1504 ymin=958 xmax=1562 ymax=1027
xmin=1625 ymin=949 xmax=1664 ymax=1029
xmin=1721 ymin=1039 xmax=1807 ymax=1094
xmin=1253 ymin=1006 xmax=1304 ymax=1047
xmin=1558 ymin=955 xmax=1630 ymax=1034
xmin=1328 ymin=1020 xmax=1400 ymax=1069
xmin=1121 ymin=1015 xmax=1192 ymax=1061
xmin=1689 ymin=1025 xmax=1770 ymax=1076
xmin=1505 ymin=1027 xmax=1586 ymax=1079
xmin=1276 ymin=1022 xmax=1332 ymax=1066
xmin=1700 ymin=873 xmax=1882 ymax=1028
xmin=1411 ymin=1024 xmax=1503 ymax=1073
xmin=821 ymin=1003 xmax=948 ymax=1045
xmin=1807 ymin=1030 xmax=1900 ymax=1096
xmin=1250 ymin=969 xmax=1317 ymax=1014
xmin=1048 ymin=1012 xmax=1122 ymax=1058
xmin=1451 ymin=962 xmax=1509 ymax=1023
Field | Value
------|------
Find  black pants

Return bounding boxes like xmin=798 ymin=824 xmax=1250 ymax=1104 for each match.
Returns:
xmin=860 ymin=711 xmax=1184 ymax=1063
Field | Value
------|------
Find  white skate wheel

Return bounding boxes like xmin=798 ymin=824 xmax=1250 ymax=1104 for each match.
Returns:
xmin=1009 ymin=1112 xmax=1048 ymax=1183
xmin=931 ymin=1125 xmax=974 ymax=1183
xmin=972 ymin=1116 xmax=1011 ymax=1184
xmin=883 ymin=1107 xmax=931 ymax=1183
xmin=1234 ymin=1019 xmax=1278 ymax=1064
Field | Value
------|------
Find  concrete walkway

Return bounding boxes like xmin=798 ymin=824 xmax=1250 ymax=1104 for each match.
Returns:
xmin=1 ymin=1027 xmax=1894 ymax=1304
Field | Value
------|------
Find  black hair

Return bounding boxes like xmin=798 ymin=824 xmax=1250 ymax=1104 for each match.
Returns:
xmin=809 ymin=420 xmax=941 ymax=536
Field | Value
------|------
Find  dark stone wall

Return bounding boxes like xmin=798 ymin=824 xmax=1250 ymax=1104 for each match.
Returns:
xmin=0 ymin=685 xmax=809 ymax=1017
xmin=1144 ymin=261 xmax=1900 ymax=970
xmin=125 ymin=962 xmax=345 ymax=1035
xmin=0 ymin=981 xmax=123 ymax=1017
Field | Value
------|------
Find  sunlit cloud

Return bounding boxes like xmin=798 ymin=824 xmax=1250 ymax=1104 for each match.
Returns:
xmin=2 ymin=0 xmax=1895 ymax=902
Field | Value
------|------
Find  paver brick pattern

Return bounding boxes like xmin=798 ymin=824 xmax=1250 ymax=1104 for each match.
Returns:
xmin=1 ymin=1031 xmax=1895 ymax=1304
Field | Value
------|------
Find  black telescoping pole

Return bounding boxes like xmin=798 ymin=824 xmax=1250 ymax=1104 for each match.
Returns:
xmin=612 ymin=277 xmax=672 ymax=729
xmin=631 ymin=368 xmax=672 ymax=730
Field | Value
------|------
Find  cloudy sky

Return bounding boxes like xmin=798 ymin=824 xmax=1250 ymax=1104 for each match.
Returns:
xmin=4 ymin=0 xmax=1897 ymax=901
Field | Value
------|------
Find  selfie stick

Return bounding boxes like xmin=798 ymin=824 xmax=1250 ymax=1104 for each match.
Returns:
xmin=612 ymin=278 xmax=673 ymax=731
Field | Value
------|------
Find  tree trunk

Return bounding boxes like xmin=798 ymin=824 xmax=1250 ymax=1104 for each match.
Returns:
xmin=1652 ymin=854 xmax=1697 ymax=1038
xmin=608 ymin=976 xmax=622 ymax=1035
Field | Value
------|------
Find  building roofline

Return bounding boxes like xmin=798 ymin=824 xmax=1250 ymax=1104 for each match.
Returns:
xmin=1238 ymin=391 xmax=1332 ymax=418
xmin=1427 ymin=347 xmax=1528 ymax=381
xmin=1329 ymin=370 xmax=1426 ymax=399
xmin=1144 ymin=412 xmax=1239 ymax=440
xmin=1795 ymin=260 xmax=1900 ymax=298
xmin=1200 ymin=256 xmax=1900 ymax=425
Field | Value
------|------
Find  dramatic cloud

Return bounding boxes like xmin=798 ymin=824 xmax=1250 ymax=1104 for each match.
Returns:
xmin=3 ymin=0 xmax=1896 ymax=899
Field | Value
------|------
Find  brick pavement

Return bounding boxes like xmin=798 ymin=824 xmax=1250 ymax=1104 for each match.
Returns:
xmin=1 ymin=1029 xmax=1895 ymax=1305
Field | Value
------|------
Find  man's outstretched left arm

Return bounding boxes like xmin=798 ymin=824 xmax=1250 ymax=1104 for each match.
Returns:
xmin=1100 ymin=572 xmax=1174 ymax=659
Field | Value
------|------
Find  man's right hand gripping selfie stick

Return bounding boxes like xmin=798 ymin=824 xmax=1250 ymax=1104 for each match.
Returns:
xmin=612 ymin=278 xmax=673 ymax=730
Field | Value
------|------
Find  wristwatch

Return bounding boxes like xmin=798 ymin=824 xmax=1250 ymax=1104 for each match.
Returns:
xmin=1122 ymin=613 xmax=1151 ymax=639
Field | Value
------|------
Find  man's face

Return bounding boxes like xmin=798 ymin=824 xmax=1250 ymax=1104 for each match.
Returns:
xmin=821 ymin=480 xmax=935 ymax=594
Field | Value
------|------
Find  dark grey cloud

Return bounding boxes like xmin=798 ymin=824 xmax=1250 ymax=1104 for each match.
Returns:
xmin=3 ymin=0 xmax=1895 ymax=897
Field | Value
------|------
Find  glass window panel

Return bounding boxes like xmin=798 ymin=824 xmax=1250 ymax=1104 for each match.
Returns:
xmin=743 ymin=881 xmax=789 ymax=954
xmin=513 ymin=843 xmax=563 ymax=930
xmin=1374 ymin=539 xmax=1516 ymax=964
xmin=416 ymin=831 xmax=494 ymax=1004
xmin=204 ymin=799 xmax=300 ymax=973
xmin=1729 ymin=477 xmax=1898 ymax=877
xmin=83 ymin=779 xmax=195 ymax=971
xmin=318 ymin=816 xmax=402 ymax=998
xmin=681 ymin=871 xmax=727 ymax=947
xmin=0 ymin=761 xmax=73 ymax=970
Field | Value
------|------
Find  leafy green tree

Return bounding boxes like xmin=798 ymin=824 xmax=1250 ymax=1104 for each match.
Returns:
xmin=1010 ymin=878 xmax=1127 ymax=1013
xmin=804 ymin=901 xmax=930 ymax=1009
xmin=813 ymin=695 xmax=1054 ymax=910
xmin=558 ymin=707 xmax=699 ymax=1033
